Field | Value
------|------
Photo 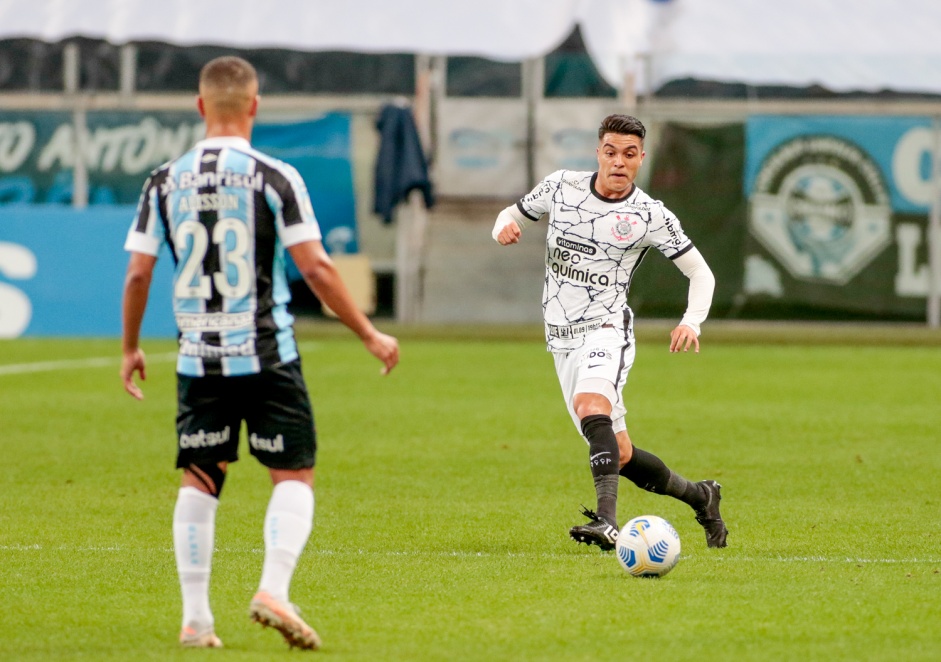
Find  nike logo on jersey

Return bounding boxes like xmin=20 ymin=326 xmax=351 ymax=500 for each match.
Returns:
xmin=587 ymin=364 xmax=604 ymax=369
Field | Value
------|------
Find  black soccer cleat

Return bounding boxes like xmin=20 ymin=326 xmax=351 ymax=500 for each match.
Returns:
xmin=569 ymin=507 xmax=619 ymax=551
xmin=695 ymin=480 xmax=729 ymax=548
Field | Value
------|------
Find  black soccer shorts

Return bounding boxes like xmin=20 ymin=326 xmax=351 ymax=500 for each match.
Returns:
xmin=175 ymin=360 xmax=316 ymax=470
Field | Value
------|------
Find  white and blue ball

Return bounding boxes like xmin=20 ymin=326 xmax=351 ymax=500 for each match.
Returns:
xmin=615 ymin=515 xmax=681 ymax=577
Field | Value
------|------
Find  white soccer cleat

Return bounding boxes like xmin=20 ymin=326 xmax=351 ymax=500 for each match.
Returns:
xmin=179 ymin=625 xmax=223 ymax=648
xmin=249 ymin=590 xmax=322 ymax=650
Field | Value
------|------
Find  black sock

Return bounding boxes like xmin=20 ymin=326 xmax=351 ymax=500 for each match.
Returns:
xmin=619 ymin=446 xmax=707 ymax=510
xmin=580 ymin=414 xmax=620 ymax=524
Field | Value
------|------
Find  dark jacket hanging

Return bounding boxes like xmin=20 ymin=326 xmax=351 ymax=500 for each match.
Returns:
xmin=373 ymin=103 xmax=434 ymax=224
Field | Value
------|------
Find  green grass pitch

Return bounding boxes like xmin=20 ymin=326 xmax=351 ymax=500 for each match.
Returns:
xmin=1 ymin=323 xmax=940 ymax=661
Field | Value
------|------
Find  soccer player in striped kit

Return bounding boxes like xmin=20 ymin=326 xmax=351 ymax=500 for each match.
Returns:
xmin=121 ymin=56 xmax=398 ymax=649
xmin=492 ymin=114 xmax=727 ymax=553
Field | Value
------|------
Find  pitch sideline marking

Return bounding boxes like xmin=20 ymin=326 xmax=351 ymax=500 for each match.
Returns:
xmin=0 ymin=342 xmax=320 ymax=377
xmin=0 ymin=353 xmax=178 ymax=376
xmin=0 ymin=545 xmax=938 ymax=564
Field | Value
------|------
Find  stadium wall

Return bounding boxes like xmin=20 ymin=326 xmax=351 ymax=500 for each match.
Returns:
xmin=4 ymin=96 xmax=941 ymax=330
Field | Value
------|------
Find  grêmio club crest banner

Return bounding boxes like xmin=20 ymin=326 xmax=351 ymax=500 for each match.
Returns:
xmin=744 ymin=115 xmax=936 ymax=319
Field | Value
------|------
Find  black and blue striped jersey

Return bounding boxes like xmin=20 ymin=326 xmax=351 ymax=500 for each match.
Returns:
xmin=125 ymin=136 xmax=322 ymax=377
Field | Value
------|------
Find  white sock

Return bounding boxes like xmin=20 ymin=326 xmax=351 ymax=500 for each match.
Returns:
xmin=173 ymin=486 xmax=219 ymax=630
xmin=258 ymin=480 xmax=314 ymax=603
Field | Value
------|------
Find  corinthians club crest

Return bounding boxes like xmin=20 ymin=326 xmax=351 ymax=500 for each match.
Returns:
xmin=749 ymin=135 xmax=891 ymax=285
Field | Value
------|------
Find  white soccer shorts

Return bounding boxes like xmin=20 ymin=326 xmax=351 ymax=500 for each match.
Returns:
xmin=552 ymin=324 xmax=635 ymax=441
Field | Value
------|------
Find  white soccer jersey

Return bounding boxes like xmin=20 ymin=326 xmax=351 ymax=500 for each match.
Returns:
xmin=516 ymin=170 xmax=693 ymax=351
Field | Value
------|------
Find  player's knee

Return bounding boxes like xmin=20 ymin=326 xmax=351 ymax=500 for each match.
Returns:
xmin=186 ymin=463 xmax=227 ymax=497
xmin=573 ymin=390 xmax=613 ymax=420
xmin=575 ymin=401 xmax=609 ymax=420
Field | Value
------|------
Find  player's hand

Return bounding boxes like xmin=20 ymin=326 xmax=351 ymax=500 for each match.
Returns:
xmin=121 ymin=348 xmax=147 ymax=400
xmin=496 ymin=223 xmax=521 ymax=245
xmin=669 ymin=325 xmax=700 ymax=354
xmin=363 ymin=330 xmax=399 ymax=375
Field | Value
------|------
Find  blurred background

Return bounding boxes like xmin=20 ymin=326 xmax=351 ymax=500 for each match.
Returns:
xmin=2 ymin=0 xmax=940 ymax=337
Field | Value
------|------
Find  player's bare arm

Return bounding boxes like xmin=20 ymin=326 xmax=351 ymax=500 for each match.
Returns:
xmin=670 ymin=247 xmax=715 ymax=354
xmin=288 ymin=239 xmax=399 ymax=375
xmin=120 ymin=251 xmax=157 ymax=399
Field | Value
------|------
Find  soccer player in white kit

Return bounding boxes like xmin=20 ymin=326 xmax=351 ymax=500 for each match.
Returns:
xmin=492 ymin=114 xmax=728 ymax=551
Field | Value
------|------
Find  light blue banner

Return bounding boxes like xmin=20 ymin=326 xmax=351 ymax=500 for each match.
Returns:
xmin=254 ymin=114 xmax=358 ymax=254
xmin=0 ymin=111 xmax=359 ymax=253
xmin=0 ymin=113 xmax=359 ymax=337
xmin=0 ymin=205 xmax=176 ymax=337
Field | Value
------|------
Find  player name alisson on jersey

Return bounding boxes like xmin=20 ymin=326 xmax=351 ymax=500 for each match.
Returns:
xmin=177 ymin=192 xmax=240 ymax=213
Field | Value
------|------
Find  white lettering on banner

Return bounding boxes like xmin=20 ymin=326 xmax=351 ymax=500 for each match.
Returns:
xmin=36 ymin=119 xmax=203 ymax=174
xmin=894 ymin=223 xmax=941 ymax=296
xmin=892 ymin=127 xmax=935 ymax=208
xmin=0 ymin=122 xmax=36 ymax=172
xmin=95 ymin=122 xmax=155 ymax=173
xmin=36 ymin=124 xmax=74 ymax=170
xmin=0 ymin=242 xmax=37 ymax=338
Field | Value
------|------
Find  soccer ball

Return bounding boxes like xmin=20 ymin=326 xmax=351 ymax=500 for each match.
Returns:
xmin=615 ymin=515 xmax=681 ymax=577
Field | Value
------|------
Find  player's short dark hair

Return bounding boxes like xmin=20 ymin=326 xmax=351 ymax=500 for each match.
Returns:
xmin=199 ymin=56 xmax=258 ymax=92
xmin=598 ymin=114 xmax=646 ymax=141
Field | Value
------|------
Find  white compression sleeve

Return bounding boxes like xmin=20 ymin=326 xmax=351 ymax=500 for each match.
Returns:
xmin=173 ymin=487 xmax=219 ymax=630
xmin=491 ymin=205 xmax=531 ymax=242
xmin=258 ymin=480 xmax=315 ymax=602
xmin=672 ymin=247 xmax=715 ymax=336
